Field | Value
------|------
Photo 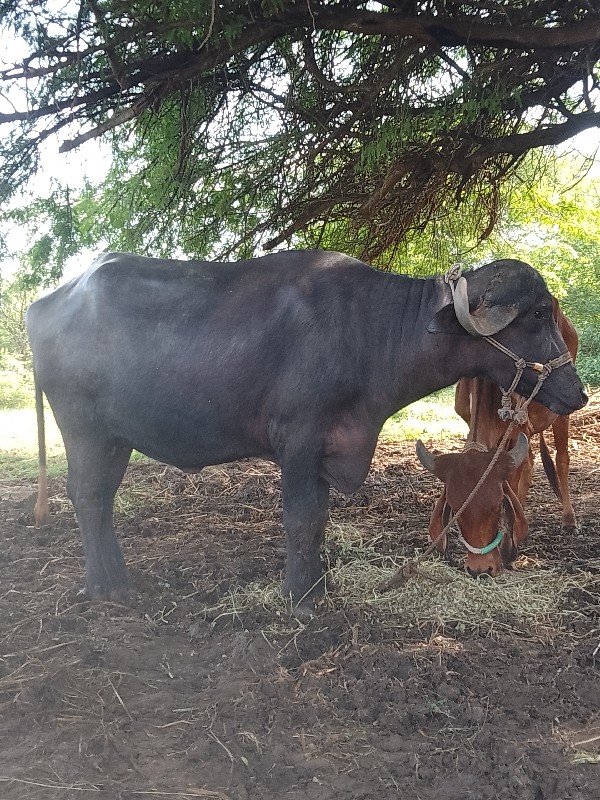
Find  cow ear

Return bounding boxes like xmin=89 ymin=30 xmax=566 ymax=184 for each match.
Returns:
xmin=416 ymin=441 xmax=452 ymax=481
xmin=427 ymin=303 xmax=471 ymax=335
xmin=429 ymin=490 xmax=448 ymax=554
xmin=503 ymin=483 xmax=529 ymax=546
xmin=500 ymin=485 xmax=528 ymax=567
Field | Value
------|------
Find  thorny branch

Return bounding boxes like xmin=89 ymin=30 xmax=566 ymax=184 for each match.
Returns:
xmin=1 ymin=0 xmax=599 ymax=259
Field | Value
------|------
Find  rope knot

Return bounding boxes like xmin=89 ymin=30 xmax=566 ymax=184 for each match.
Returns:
xmin=444 ymin=263 xmax=463 ymax=284
xmin=512 ymin=407 xmax=529 ymax=425
xmin=515 ymin=357 xmax=526 ymax=370
xmin=498 ymin=391 xmax=530 ymax=423
xmin=498 ymin=392 xmax=515 ymax=421
xmin=498 ymin=405 xmax=515 ymax=422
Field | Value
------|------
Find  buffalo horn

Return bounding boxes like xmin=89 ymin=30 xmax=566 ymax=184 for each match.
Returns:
xmin=508 ymin=432 xmax=529 ymax=469
xmin=416 ymin=439 xmax=436 ymax=474
xmin=453 ymin=276 xmax=520 ymax=337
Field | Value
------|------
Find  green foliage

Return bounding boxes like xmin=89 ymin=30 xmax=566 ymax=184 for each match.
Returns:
xmin=574 ymin=320 xmax=600 ymax=387
xmin=0 ymin=273 xmax=37 ymax=408
xmin=0 ymin=274 xmax=34 ymax=355
xmin=2 ymin=2 xmax=599 ymax=273
xmin=7 ymin=189 xmax=96 ymax=287
xmin=303 ymin=148 xmax=600 ymax=386
xmin=0 ymin=354 xmax=33 ymax=409
xmin=382 ymin=387 xmax=465 ymax=441
xmin=26 ymin=91 xmax=290 ymax=260
xmin=299 ymin=170 xmax=513 ymax=276
xmin=481 ymin=154 xmax=600 ymax=387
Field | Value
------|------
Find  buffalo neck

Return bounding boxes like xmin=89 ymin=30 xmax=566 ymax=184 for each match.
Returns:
xmin=368 ymin=272 xmax=472 ymax=418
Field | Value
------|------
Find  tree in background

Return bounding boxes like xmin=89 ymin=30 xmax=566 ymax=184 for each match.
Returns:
xmin=484 ymin=153 xmax=600 ymax=386
xmin=0 ymin=272 xmax=36 ymax=407
xmin=2 ymin=148 xmax=599 ymax=395
xmin=1 ymin=1 xmax=599 ymax=281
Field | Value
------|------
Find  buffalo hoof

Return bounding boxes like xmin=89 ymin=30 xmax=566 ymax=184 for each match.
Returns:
xmin=291 ymin=597 xmax=317 ymax=622
xmin=282 ymin=573 xmax=326 ymax=620
xmin=84 ymin=580 xmax=137 ymax=605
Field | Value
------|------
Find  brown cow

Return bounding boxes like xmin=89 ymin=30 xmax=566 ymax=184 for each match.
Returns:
xmin=416 ymin=434 xmax=531 ymax=576
xmin=417 ymin=298 xmax=579 ymax=577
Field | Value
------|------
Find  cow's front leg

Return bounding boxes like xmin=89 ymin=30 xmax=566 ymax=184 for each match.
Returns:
xmin=280 ymin=458 xmax=330 ymax=620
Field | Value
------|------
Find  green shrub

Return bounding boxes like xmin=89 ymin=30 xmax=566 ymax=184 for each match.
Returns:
xmin=0 ymin=355 xmax=34 ymax=409
xmin=574 ymin=324 xmax=600 ymax=388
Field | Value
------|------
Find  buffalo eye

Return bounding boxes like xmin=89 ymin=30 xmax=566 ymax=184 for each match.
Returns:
xmin=533 ymin=307 xmax=551 ymax=321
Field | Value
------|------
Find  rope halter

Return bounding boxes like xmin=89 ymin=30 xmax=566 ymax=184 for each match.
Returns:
xmin=483 ymin=338 xmax=572 ymax=424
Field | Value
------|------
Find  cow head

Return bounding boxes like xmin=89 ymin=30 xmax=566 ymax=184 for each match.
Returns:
xmin=428 ymin=260 xmax=587 ymax=416
xmin=416 ymin=434 xmax=530 ymax=577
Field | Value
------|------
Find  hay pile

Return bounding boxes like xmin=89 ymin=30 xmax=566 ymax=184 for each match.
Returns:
xmin=202 ymin=523 xmax=592 ymax=637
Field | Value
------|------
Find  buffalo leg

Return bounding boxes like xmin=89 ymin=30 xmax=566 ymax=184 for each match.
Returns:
xmin=280 ymin=456 xmax=329 ymax=618
xmin=64 ymin=435 xmax=134 ymax=602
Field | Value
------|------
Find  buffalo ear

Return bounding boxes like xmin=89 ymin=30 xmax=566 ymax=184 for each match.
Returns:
xmin=427 ymin=303 xmax=471 ymax=336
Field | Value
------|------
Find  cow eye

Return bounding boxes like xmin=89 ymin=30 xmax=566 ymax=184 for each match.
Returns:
xmin=534 ymin=307 xmax=550 ymax=320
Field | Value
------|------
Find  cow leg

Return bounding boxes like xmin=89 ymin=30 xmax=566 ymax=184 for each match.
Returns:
xmin=64 ymin=435 xmax=134 ymax=602
xmin=280 ymin=456 xmax=329 ymax=619
xmin=553 ymin=417 xmax=577 ymax=531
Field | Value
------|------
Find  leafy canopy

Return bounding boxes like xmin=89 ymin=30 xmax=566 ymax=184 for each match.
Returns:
xmin=1 ymin=1 xmax=600 ymax=275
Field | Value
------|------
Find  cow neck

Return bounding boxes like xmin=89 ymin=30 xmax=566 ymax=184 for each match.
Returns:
xmin=466 ymin=380 xmax=503 ymax=450
xmin=470 ymin=382 xmax=484 ymax=445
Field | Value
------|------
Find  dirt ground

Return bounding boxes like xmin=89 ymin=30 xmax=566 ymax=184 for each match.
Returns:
xmin=1 ymin=420 xmax=599 ymax=799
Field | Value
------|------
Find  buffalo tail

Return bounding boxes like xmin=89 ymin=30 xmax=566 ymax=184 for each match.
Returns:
xmin=33 ymin=373 xmax=50 ymax=526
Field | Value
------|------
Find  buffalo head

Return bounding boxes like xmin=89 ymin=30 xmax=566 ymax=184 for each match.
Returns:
xmin=416 ymin=433 xmax=530 ymax=577
xmin=427 ymin=259 xmax=587 ymax=416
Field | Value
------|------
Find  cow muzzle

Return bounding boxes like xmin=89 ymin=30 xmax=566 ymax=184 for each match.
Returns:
xmin=466 ymin=554 xmax=503 ymax=578
xmin=463 ymin=491 xmax=525 ymax=577
xmin=459 ymin=522 xmax=506 ymax=577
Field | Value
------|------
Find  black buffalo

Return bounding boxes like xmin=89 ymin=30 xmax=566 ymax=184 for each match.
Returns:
xmin=27 ymin=251 xmax=587 ymax=617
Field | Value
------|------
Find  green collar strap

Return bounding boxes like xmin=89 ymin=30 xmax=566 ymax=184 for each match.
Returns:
xmin=458 ymin=530 xmax=503 ymax=555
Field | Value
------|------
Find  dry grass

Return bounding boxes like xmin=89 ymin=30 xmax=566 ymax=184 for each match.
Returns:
xmin=1 ymin=428 xmax=599 ymax=799
xmin=0 ymin=777 xmax=233 ymax=798
xmin=199 ymin=521 xmax=592 ymax=638
xmin=27 ymin=430 xmax=595 ymax=642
